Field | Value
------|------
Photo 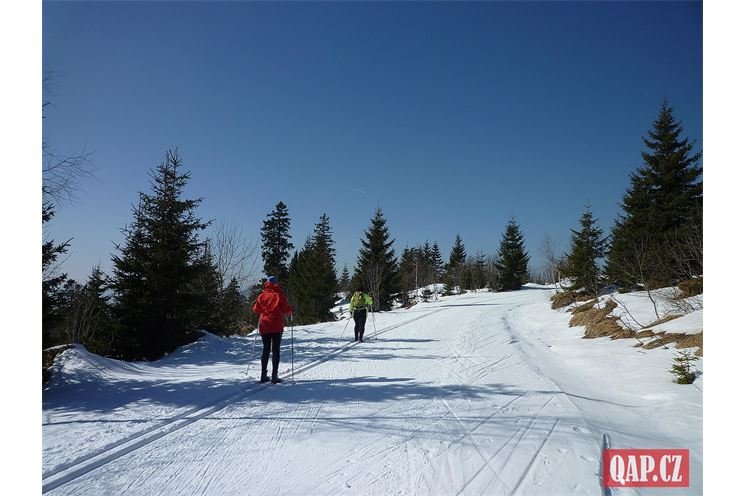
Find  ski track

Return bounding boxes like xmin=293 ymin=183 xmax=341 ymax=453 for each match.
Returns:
xmin=46 ymin=292 xmax=621 ymax=495
xmin=42 ymin=308 xmax=447 ymax=494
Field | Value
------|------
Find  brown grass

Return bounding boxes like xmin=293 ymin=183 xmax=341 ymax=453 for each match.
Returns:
xmin=645 ymin=314 xmax=683 ymax=328
xmin=675 ymin=332 xmax=703 ymax=351
xmin=641 ymin=331 xmax=703 ymax=356
xmin=551 ymin=292 xmax=574 ymax=309
xmin=642 ymin=332 xmax=685 ymax=349
xmin=569 ymin=299 xmax=617 ymax=328
xmin=678 ymin=278 xmax=703 ymax=298
xmin=583 ymin=317 xmax=630 ymax=339
xmin=635 ymin=330 xmax=656 ymax=339
xmin=572 ymin=299 xmax=600 ymax=314
xmin=551 ymin=291 xmax=595 ymax=309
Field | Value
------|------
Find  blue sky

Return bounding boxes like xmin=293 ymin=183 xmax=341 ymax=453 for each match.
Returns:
xmin=42 ymin=1 xmax=702 ymax=285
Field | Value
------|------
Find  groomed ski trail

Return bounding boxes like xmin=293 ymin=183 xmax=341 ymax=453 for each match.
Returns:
xmin=45 ymin=290 xmax=659 ymax=495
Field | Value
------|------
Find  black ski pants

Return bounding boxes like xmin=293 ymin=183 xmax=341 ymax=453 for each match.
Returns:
xmin=261 ymin=332 xmax=282 ymax=375
xmin=353 ymin=309 xmax=367 ymax=341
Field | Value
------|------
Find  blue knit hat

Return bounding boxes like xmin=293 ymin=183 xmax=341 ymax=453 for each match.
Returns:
xmin=267 ymin=276 xmax=278 ymax=284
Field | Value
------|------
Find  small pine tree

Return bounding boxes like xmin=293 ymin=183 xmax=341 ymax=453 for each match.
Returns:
xmin=495 ymin=218 xmax=530 ymax=291
xmin=473 ymin=251 xmax=488 ymax=290
xmin=260 ymin=201 xmax=294 ymax=284
xmin=352 ymin=208 xmax=400 ymax=311
xmin=447 ymin=235 xmax=467 ymax=294
xmin=565 ymin=206 xmax=607 ymax=295
xmin=420 ymin=288 xmax=433 ymax=302
xmin=670 ymin=349 xmax=699 ymax=384
xmin=431 ymin=242 xmax=444 ymax=282
xmin=339 ymin=265 xmax=351 ymax=296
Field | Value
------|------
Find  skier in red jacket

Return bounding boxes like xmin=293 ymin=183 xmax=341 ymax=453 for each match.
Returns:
xmin=252 ymin=276 xmax=293 ymax=384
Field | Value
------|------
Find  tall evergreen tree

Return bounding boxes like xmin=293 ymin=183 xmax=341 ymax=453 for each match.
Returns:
xmin=431 ymin=242 xmax=444 ymax=282
xmin=352 ymin=208 xmax=400 ymax=310
xmin=286 ymin=214 xmax=338 ymax=324
xmin=339 ymin=265 xmax=351 ymax=296
xmin=421 ymin=241 xmax=434 ymax=286
xmin=473 ymin=250 xmax=488 ymax=290
xmin=398 ymin=247 xmax=418 ymax=292
xmin=565 ymin=207 xmax=607 ymax=295
xmin=260 ymin=201 xmax=294 ymax=283
xmin=110 ymin=150 xmax=213 ymax=360
xmin=42 ymin=202 xmax=71 ymax=348
xmin=447 ymin=234 xmax=467 ymax=294
xmin=218 ymin=277 xmax=247 ymax=335
xmin=495 ymin=219 xmax=530 ymax=291
xmin=607 ymin=101 xmax=702 ymax=286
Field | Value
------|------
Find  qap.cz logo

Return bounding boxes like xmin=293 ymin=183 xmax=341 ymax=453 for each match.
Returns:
xmin=603 ymin=449 xmax=689 ymax=488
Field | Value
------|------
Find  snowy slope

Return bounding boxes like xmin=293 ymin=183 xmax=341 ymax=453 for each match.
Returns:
xmin=42 ymin=288 xmax=702 ymax=495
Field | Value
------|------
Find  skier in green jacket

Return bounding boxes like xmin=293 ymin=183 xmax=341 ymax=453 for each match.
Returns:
xmin=349 ymin=288 xmax=373 ymax=342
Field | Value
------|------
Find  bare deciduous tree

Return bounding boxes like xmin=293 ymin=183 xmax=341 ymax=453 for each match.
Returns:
xmin=209 ymin=221 xmax=261 ymax=289
xmin=611 ymin=237 xmax=661 ymax=320
xmin=365 ymin=261 xmax=383 ymax=312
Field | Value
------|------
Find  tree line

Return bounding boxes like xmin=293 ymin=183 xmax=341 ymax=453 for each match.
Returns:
xmin=42 ymin=100 xmax=702 ymax=362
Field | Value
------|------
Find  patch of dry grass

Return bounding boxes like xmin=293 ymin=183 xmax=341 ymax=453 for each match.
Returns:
xmin=551 ymin=291 xmax=574 ymax=309
xmin=635 ymin=330 xmax=656 ymax=339
xmin=583 ymin=317 xmax=630 ymax=339
xmin=634 ymin=330 xmax=703 ymax=356
xmin=645 ymin=314 xmax=683 ymax=328
xmin=678 ymin=278 xmax=703 ymax=298
xmin=642 ymin=332 xmax=684 ymax=349
xmin=572 ymin=299 xmax=600 ymax=314
xmin=551 ymin=291 xmax=595 ymax=309
xmin=676 ymin=332 xmax=703 ymax=351
xmin=569 ymin=299 xmax=617 ymax=328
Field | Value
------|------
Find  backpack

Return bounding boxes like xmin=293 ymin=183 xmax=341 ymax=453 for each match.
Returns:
xmin=351 ymin=292 xmax=366 ymax=310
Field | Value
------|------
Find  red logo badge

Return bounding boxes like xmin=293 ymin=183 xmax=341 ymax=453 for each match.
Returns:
xmin=603 ymin=449 xmax=689 ymax=487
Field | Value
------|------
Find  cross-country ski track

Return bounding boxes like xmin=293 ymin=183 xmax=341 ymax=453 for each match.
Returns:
xmin=43 ymin=288 xmax=703 ymax=495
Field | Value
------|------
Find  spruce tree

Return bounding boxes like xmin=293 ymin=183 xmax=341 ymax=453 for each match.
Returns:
xmin=339 ymin=265 xmax=351 ymax=296
xmin=260 ymin=201 xmax=294 ymax=283
xmin=447 ymin=234 xmax=467 ymax=294
xmin=42 ymin=202 xmax=71 ymax=348
xmin=352 ymin=208 xmax=400 ymax=310
xmin=286 ymin=214 xmax=338 ymax=324
xmin=431 ymin=242 xmax=444 ymax=282
xmin=473 ymin=250 xmax=488 ymax=290
xmin=607 ymin=101 xmax=702 ymax=286
xmin=110 ymin=150 xmax=212 ymax=360
xmin=565 ymin=207 xmax=607 ymax=295
xmin=421 ymin=241 xmax=433 ymax=286
xmin=495 ymin=218 xmax=530 ymax=291
xmin=287 ymin=241 xmax=317 ymax=324
xmin=398 ymin=247 xmax=418 ymax=293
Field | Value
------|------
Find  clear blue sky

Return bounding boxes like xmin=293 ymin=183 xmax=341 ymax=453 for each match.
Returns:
xmin=42 ymin=1 xmax=702 ymax=285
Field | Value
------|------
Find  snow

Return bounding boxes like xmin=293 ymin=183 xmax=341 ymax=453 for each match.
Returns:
xmin=43 ymin=287 xmax=702 ymax=495
xmin=587 ymin=288 xmax=704 ymax=335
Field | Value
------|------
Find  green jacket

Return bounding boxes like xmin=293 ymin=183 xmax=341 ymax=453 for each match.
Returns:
xmin=350 ymin=291 xmax=373 ymax=312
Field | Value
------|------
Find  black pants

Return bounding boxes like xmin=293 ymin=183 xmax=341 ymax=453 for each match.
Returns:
xmin=353 ymin=309 xmax=367 ymax=341
xmin=261 ymin=332 xmax=282 ymax=374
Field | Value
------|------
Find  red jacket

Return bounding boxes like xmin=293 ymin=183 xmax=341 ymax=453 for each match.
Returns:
xmin=252 ymin=281 xmax=293 ymax=334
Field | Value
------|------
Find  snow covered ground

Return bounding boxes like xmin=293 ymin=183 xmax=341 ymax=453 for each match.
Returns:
xmin=42 ymin=286 xmax=702 ymax=495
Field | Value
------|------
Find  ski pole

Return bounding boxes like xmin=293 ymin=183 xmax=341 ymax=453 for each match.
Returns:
xmin=369 ymin=305 xmax=378 ymax=340
xmin=338 ymin=314 xmax=352 ymax=343
xmin=246 ymin=321 xmax=259 ymax=377
xmin=291 ymin=315 xmax=295 ymax=384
